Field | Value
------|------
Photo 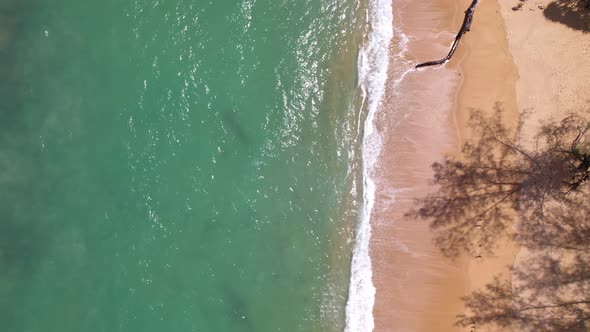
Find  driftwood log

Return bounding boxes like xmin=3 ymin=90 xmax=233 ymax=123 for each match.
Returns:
xmin=415 ymin=0 xmax=480 ymax=69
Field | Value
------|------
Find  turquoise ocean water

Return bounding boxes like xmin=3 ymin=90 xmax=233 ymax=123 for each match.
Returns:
xmin=0 ymin=0 xmax=376 ymax=331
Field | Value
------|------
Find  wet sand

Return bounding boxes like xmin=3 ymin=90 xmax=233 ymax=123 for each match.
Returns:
xmin=370 ymin=1 xmax=466 ymax=331
xmin=371 ymin=0 xmax=519 ymax=331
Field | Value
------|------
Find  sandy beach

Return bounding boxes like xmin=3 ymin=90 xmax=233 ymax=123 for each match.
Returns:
xmin=454 ymin=1 xmax=519 ymax=331
xmin=371 ymin=1 xmax=470 ymax=331
xmin=371 ymin=0 xmax=590 ymax=331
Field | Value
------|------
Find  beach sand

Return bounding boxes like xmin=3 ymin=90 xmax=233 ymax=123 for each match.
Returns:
xmin=499 ymin=1 xmax=590 ymax=330
xmin=372 ymin=0 xmax=590 ymax=330
xmin=499 ymin=0 xmax=590 ymax=139
xmin=455 ymin=1 xmax=520 ymax=331
xmin=370 ymin=1 xmax=469 ymax=331
xmin=371 ymin=0 xmax=517 ymax=331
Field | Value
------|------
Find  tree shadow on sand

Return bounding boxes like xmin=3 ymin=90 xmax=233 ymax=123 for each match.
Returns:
xmin=457 ymin=201 xmax=590 ymax=331
xmin=458 ymin=251 xmax=590 ymax=331
xmin=407 ymin=107 xmax=590 ymax=258
xmin=407 ymin=106 xmax=590 ymax=331
xmin=544 ymin=0 xmax=590 ymax=33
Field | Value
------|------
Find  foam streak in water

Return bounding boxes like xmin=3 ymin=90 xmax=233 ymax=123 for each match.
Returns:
xmin=344 ymin=0 xmax=393 ymax=330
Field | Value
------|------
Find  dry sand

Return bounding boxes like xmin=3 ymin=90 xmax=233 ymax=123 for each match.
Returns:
xmin=454 ymin=1 xmax=520 ymax=331
xmin=499 ymin=1 xmax=590 ymax=330
xmin=499 ymin=0 xmax=590 ymax=140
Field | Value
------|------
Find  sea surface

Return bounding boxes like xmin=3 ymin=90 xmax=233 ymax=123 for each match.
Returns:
xmin=0 ymin=0 xmax=392 ymax=331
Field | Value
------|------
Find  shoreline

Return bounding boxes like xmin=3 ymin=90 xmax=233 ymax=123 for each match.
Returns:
xmin=370 ymin=1 xmax=467 ymax=331
xmin=370 ymin=0 xmax=590 ymax=330
xmin=370 ymin=0 xmax=519 ymax=330
xmin=344 ymin=0 xmax=393 ymax=330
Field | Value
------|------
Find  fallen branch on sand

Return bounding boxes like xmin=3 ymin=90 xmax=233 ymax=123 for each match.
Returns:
xmin=415 ymin=0 xmax=480 ymax=69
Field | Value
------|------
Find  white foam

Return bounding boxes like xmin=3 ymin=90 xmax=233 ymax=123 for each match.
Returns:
xmin=344 ymin=0 xmax=393 ymax=330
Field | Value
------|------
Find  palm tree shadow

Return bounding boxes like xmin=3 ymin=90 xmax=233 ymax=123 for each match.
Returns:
xmin=544 ymin=0 xmax=590 ymax=33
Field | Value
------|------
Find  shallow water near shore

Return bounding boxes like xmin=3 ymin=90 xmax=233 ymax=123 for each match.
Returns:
xmin=0 ymin=0 xmax=372 ymax=330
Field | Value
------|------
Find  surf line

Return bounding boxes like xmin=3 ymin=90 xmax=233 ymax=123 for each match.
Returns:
xmin=344 ymin=0 xmax=393 ymax=331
